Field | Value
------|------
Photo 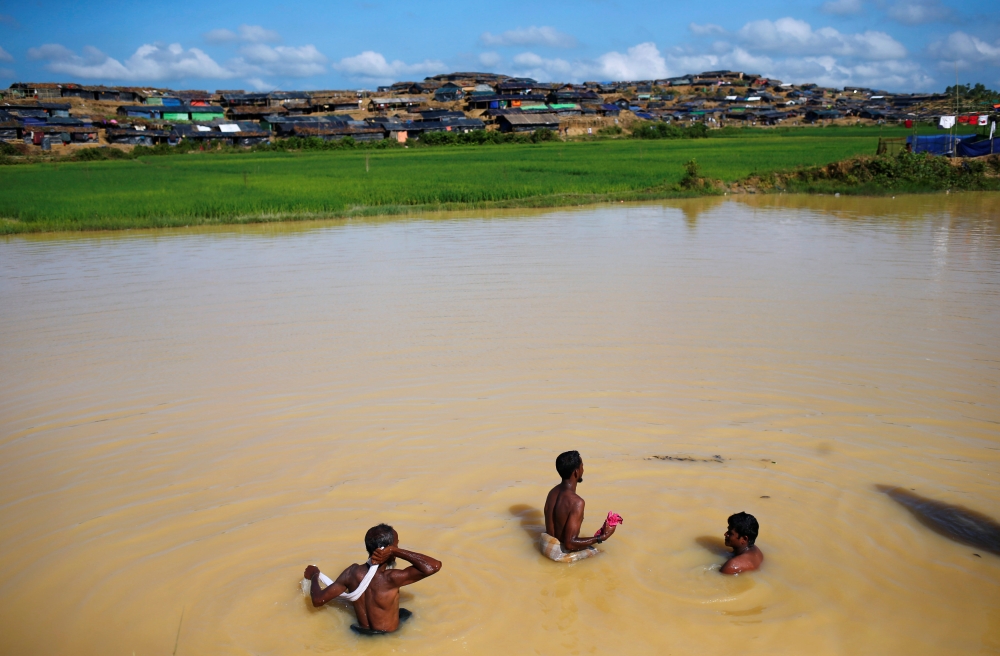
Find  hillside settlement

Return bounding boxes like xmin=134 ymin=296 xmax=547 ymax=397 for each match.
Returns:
xmin=0 ymin=71 xmax=995 ymax=153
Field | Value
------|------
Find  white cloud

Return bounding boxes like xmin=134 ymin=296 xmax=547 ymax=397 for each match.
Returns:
xmin=594 ymin=42 xmax=667 ymax=80
xmin=510 ymin=52 xmax=574 ymax=80
xmin=737 ymin=18 xmax=906 ymax=60
xmin=204 ymin=29 xmax=238 ymax=44
xmin=821 ymin=0 xmax=864 ymax=15
xmin=658 ymin=40 xmax=933 ymax=90
xmin=775 ymin=56 xmax=933 ymax=89
xmin=886 ymin=0 xmax=952 ymax=25
xmin=478 ymin=51 xmax=502 ymax=67
xmin=0 ymin=67 xmax=13 ymax=78
xmin=689 ymin=23 xmax=727 ymax=36
xmin=244 ymin=77 xmax=273 ymax=91
xmin=234 ymin=44 xmax=326 ymax=77
xmin=204 ymin=24 xmax=282 ymax=44
xmin=0 ymin=45 xmax=13 ymax=62
xmin=504 ymin=42 xmax=667 ymax=82
xmin=480 ymin=26 xmax=577 ymax=49
xmin=474 ymin=30 xmax=936 ymax=91
xmin=929 ymin=31 xmax=1000 ymax=69
xmin=26 ymin=40 xmax=327 ymax=82
xmin=237 ymin=25 xmax=281 ymax=43
xmin=28 ymin=43 xmax=234 ymax=81
xmin=333 ymin=51 xmax=445 ymax=83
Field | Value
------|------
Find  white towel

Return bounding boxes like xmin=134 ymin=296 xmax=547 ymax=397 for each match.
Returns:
xmin=302 ymin=562 xmax=379 ymax=602
xmin=939 ymin=115 xmax=956 ymax=129
xmin=339 ymin=564 xmax=378 ymax=602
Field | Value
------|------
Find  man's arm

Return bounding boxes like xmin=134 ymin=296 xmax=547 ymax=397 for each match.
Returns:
xmin=374 ymin=546 xmax=442 ymax=587
xmin=561 ymin=499 xmax=615 ymax=551
xmin=303 ymin=564 xmax=352 ymax=607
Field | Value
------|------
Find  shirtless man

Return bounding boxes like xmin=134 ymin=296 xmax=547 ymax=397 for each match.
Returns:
xmin=721 ymin=512 xmax=764 ymax=574
xmin=541 ymin=451 xmax=616 ymax=562
xmin=304 ymin=524 xmax=441 ymax=634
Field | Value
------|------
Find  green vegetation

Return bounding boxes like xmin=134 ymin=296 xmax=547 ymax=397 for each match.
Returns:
xmin=0 ymin=133 xmax=983 ymax=234
xmin=943 ymin=83 xmax=1000 ymax=105
xmin=679 ymin=159 xmax=705 ymax=189
xmin=630 ymin=122 xmax=709 ymax=139
xmin=417 ymin=128 xmax=557 ymax=146
xmin=747 ymin=152 xmax=1000 ymax=195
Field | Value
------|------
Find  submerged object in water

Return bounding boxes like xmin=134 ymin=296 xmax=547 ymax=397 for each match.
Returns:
xmin=877 ymin=485 xmax=1000 ymax=556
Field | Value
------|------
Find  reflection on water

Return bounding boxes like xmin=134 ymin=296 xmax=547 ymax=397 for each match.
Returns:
xmin=1 ymin=194 xmax=999 ymax=656
xmin=878 ymin=485 xmax=1000 ymax=556
xmin=509 ymin=504 xmax=545 ymax=541
xmin=695 ymin=535 xmax=730 ymax=557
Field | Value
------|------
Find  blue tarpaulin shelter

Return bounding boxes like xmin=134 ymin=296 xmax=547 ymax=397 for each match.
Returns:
xmin=956 ymin=138 xmax=998 ymax=157
xmin=906 ymin=134 xmax=976 ymax=155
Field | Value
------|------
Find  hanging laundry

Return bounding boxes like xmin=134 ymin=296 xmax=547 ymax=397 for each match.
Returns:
xmin=939 ymin=115 xmax=956 ymax=129
xmin=904 ymin=119 xmax=913 ymax=128
xmin=966 ymin=115 xmax=978 ymax=124
xmin=957 ymin=116 xmax=969 ymax=124
xmin=978 ymin=115 xmax=989 ymax=126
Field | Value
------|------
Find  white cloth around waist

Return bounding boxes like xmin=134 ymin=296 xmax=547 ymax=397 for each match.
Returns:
xmin=539 ymin=532 xmax=599 ymax=563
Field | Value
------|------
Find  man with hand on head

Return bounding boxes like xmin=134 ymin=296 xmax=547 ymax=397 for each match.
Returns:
xmin=721 ymin=511 xmax=764 ymax=574
xmin=541 ymin=450 xmax=619 ymax=563
xmin=304 ymin=524 xmax=441 ymax=634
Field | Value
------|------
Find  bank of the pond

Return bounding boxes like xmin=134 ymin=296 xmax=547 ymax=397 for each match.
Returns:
xmin=1 ymin=136 xmax=998 ymax=234
xmin=726 ymin=151 xmax=1000 ymax=195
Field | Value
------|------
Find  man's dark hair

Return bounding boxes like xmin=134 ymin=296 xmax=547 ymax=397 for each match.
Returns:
xmin=555 ymin=450 xmax=583 ymax=480
xmin=364 ymin=523 xmax=395 ymax=555
xmin=727 ymin=512 xmax=759 ymax=546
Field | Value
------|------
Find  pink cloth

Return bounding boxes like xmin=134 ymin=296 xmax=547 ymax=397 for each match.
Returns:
xmin=594 ymin=512 xmax=624 ymax=537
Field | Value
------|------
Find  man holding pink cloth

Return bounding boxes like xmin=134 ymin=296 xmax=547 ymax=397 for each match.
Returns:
xmin=541 ymin=451 xmax=621 ymax=562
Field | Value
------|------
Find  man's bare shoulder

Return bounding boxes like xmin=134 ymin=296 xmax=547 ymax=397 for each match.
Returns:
xmin=721 ymin=547 xmax=763 ymax=574
xmin=340 ymin=562 xmax=367 ymax=583
xmin=547 ymin=485 xmax=584 ymax=508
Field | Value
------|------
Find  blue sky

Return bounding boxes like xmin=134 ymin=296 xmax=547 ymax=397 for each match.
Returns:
xmin=0 ymin=0 xmax=997 ymax=93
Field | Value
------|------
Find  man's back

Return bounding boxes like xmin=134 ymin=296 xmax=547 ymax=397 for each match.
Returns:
xmin=541 ymin=451 xmax=616 ymax=556
xmin=544 ymin=483 xmax=585 ymax=548
xmin=304 ymin=527 xmax=441 ymax=634
xmin=343 ymin=563 xmax=404 ymax=632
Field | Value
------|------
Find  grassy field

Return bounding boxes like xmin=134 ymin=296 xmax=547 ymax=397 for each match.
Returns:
xmin=0 ymin=130 xmax=918 ymax=233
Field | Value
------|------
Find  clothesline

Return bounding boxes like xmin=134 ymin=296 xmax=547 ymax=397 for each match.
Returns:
xmin=937 ymin=114 xmax=992 ymax=129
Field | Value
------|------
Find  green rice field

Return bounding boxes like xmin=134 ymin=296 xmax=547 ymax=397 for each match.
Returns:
xmin=0 ymin=131 xmax=901 ymax=233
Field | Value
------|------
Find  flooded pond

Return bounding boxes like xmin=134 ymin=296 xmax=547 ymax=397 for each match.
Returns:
xmin=1 ymin=194 xmax=999 ymax=655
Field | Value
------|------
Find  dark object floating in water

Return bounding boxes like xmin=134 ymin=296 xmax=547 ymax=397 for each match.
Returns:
xmin=973 ymin=553 xmax=981 ymax=558
xmin=877 ymin=485 xmax=1000 ymax=556
xmin=649 ymin=454 xmax=724 ymax=463
xmin=760 ymin=496 xmax=770 ymax=499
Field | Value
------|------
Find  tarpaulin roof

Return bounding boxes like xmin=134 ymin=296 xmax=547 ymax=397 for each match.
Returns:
xmin=906 ymin=134 xmax=976 ymax=155
xmin=956 ymin=138 xmax=998 ymax=158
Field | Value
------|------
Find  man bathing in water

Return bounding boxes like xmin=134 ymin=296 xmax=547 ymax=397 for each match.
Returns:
xmin=721 ymin=512 xmax=763 ymax=574
xmin=541 ymin=450 xmax=618 ymax=562
xmin=304 ymin=524 xmax=441 ymax=634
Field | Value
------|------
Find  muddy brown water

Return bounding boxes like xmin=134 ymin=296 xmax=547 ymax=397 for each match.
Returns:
xmin=1 ymin=194 xmax=999 ymax=655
